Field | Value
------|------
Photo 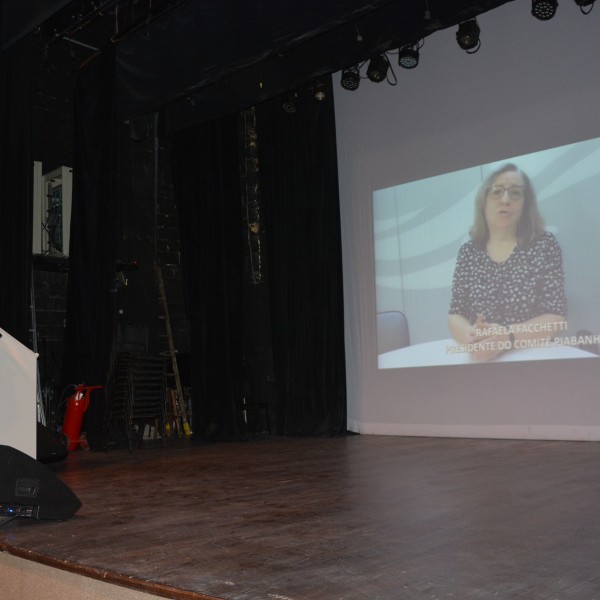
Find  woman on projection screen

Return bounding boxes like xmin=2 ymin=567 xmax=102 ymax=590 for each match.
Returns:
xmin=448 ymin=163 xmax=567 ymax=362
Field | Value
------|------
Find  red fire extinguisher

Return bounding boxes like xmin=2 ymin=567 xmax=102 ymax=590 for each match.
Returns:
xmin=62 ymin=384 xmax=103 ymax=452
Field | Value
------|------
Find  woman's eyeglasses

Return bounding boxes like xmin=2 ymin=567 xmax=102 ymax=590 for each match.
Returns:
xmin=486 ymin=185 xmax=526 ymax=202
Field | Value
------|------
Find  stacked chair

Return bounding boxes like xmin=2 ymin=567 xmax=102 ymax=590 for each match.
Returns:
xmin=105 ymin=323 xmax=169 ymax=451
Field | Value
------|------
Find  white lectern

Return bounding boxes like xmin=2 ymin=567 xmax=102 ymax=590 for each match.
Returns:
xmin=0 ymin=327 xmax=37 ymax=458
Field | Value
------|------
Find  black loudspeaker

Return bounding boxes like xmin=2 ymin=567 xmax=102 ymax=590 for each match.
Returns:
xmin=0 ymin=445 xmax=82 ymax=520
xmin=37 ymin=422 xmax=68 ymax=464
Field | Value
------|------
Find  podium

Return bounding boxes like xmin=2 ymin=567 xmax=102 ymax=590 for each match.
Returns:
xmin=0 ymin=327 xmax=37 ymax=458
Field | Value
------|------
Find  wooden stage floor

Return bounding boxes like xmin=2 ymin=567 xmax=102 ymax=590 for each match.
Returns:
xmin=2 ymin=434 xmax=600 ymax=599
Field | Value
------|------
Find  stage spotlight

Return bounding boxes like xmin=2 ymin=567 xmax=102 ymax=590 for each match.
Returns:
xmin=398 ymin=45 xmax=419 ymax=69
xmin=456 ymin=19 xmax=480 ymax=53
xmin=340 ymin=66 xmax=360 ymax=91
xmin=366 ymin=55 xmax=389 ymax=83
xmin=574 ymin=0 xmax=594 ymax=13
xmin=282 ymin=92 xmax=298 ymax=114
xmin=531 ymin=0 xmax=558 ymax=20
xmin=313 ymin=81 xmax=327 ymax=102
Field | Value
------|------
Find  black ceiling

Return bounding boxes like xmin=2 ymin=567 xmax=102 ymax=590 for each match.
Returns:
xmin=2 ymin=0 xmax=514 ymax=126
xmin=0 ymin=0 xmax=72 ymax=52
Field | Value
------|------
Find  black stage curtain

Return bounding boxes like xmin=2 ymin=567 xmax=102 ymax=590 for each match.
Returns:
xmin=0 ymin=37 xmax=32 ymax=344
xmin=171 ymin=78 xmax=346 ymax=439
xmin=171 ymin=115 xmax=245 ymax=441
xmin=256 ymin=79 xmax=347 ymax=436
xmin=62 ymin=48 xmax=119 ymax=449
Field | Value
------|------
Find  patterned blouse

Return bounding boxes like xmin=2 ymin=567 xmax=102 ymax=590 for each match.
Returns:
xmin=449 ymin=231 xmax=567 ymax=326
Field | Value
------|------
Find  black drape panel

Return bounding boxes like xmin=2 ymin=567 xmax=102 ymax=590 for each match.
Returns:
xmin=0 ymin=37 xmax=32 ymax=344
xmin=171 ymin=115 xmax=245 ymax=441
xmin=62 ymin=48 xmax=118 ymax=449
xmin=256 ymin=79 xmax=347 ymax=436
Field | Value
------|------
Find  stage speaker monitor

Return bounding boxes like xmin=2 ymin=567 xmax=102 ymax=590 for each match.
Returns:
xmin=0 ymin=445 xmax=82 ymax=520
xmin=37 ymin=421 xmax=68 ymax=464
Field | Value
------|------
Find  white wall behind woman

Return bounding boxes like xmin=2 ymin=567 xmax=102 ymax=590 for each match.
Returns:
xmin=334 ymin=1 xmax=600 ymax=440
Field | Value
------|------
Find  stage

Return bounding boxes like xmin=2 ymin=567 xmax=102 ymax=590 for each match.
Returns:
xmin=2 ymin=434 xmax=600 ymax=599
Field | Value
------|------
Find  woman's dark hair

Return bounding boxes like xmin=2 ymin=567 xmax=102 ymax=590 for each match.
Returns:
xmin=470 ymin=163 xmax=545 ymax=249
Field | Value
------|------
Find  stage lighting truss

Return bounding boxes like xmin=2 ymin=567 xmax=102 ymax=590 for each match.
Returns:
xmin=456 ymin=19 xmax=481 ymax=53
xmin=574 ymin=0 xmax=595 ymax=14
xmin=531 ymin=0 xmax=558 ymax=20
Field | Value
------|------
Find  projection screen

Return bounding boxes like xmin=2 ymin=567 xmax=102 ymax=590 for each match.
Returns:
xmin=374 ymin=138 xmax=600 ymax=369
